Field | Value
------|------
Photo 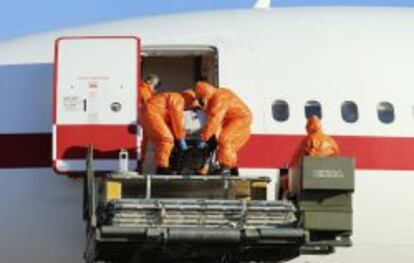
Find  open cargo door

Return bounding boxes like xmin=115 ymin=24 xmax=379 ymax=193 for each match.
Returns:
xmin=53 ymin=36 xmax=141 ymax=174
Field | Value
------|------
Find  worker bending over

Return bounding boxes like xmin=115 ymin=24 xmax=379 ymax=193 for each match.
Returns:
xmin=194 ymin=81 xmax=252 ymax=175
xmin=144 ymin=90 xmax=196 ymax=175
xmin=137 ymin=74 xmax=159 ymax=173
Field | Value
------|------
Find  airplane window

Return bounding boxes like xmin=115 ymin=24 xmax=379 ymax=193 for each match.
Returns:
xmin=341 ymin=101 xmax=359 ymax=123
xmin=377 ymin=102 xmax=395 ymax=124
xmin=272 ymin=100 xmax=289 ymax=122
xmin=305 ymin=100 xmax=322 ymax=119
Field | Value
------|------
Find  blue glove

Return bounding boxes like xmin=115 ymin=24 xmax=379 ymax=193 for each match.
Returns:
xmin=196 ymin=140 xmax=207 ymax=150
xmin=178 ymin=139 xmax=188 ymax=151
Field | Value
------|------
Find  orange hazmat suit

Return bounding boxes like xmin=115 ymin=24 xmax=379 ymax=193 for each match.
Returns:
xmin=195 ymin=81 xmax=252 ymax=168
xmin=291 ymin=115 xmax=340 ymax=166
xmin=285 ymin=116 xmax=340 ymax=195
xmin=138 ymin=82 xmax=156 ymax=107
xmin=304 ymin=115 xmax=340 ymax=157
xmin=138 ymin=82 xmax=156 ymax=165
xmin=181 ymin=89 xmax=198 ymax=109
xmin=144 ymin=92 xmax=187 ymax=168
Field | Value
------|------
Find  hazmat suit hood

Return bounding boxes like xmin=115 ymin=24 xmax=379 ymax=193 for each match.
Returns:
xmin=181 ymin=89 xmax=198 ymax=109
xmin=306 ymin=115 xmax=322 ymax=134
xmin=195 ymin=81 xmax=217 ymax=107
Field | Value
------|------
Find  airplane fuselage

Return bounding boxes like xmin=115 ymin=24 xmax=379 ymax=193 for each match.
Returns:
xmin=1 ymin=7 xmax=414 ymax=262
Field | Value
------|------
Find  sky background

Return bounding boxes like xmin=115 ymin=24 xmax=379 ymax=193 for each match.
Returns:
xmin=1 ymin=0 xmax=414 ymax=41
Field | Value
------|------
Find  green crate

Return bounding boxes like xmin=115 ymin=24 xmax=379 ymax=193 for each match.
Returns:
xmin=302 ymin=157 xmax=355 ymax=191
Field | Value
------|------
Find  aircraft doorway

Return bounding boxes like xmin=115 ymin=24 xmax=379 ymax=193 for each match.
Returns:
xmin=140 ymin=46 xmax=218 ymax=173
xmin=141 ymin=45 xmax=219 ymax=92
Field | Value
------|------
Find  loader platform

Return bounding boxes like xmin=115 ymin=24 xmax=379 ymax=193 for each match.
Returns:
xmin=84 ymin=173 xmax=304 ymax=262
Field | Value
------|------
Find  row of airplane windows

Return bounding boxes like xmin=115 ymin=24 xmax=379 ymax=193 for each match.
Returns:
xmin=272 ymin=100 xmax=395 ymax=124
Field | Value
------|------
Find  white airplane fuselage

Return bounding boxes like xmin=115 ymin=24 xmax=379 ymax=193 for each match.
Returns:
xmin=1 ymin=7 xmax=414 ymax=262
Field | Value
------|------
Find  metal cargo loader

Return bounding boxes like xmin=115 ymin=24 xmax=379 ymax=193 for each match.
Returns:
xmin=83 ymin=148 xmax=355 ymax=263
xmin=83 ymin=147 xmax=304 ymax=262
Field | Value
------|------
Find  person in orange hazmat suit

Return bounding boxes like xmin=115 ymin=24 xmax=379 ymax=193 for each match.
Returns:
xmin=290 ymin=115 xmax=340 ymax=167
xmin=303 ymin=115 xmax=340 ymax=157
xmin=194 ymin=81 xmax=252 ymax=175
xmin=282 ymin=115 xmax=340 ymax=195
xmin=137 ymin=74 xmax=160 ymax=173
xmin=144 ymin=90 xmax=197 ymax=174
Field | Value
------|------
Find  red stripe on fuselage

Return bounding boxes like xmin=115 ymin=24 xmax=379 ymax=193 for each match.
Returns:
xmin=0 ymin=133 xmax=51 ymax=168
xmin=239 ymin=134 xmax=414 ymax=170
xmin=1 ymin=133 xmax=414 ymax=170
xmin=55 ymin=125 xmax=138 ymax=160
